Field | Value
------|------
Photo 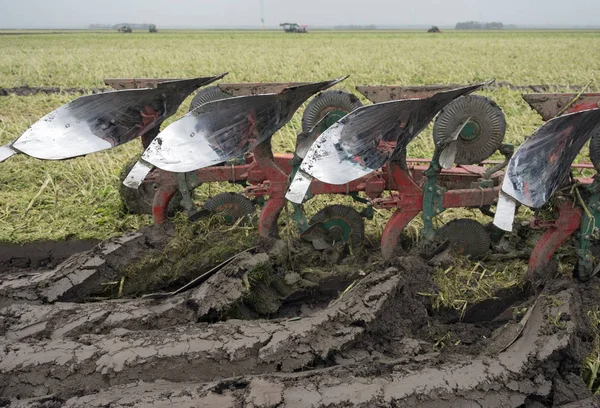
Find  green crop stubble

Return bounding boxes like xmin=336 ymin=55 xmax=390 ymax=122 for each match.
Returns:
xmin=0 ymin=30 xmax=599 ymax=243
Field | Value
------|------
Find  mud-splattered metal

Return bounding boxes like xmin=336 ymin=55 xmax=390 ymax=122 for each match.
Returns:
xmin=123 ymin=78 xmax=346 ymax=188
xmin=286 ymin=82 xmax=488 ymax=203
xmin=502 ymin=109 xmax=600 ymax=209
xmin=523 ymin=93 xmax=600 ymax=121
xmin=0 ymin=75 xmax=226 ymax=163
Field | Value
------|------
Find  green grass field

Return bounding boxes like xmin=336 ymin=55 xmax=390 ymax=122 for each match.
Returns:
xmin=1 ymin=30 xmax=599 ymax=243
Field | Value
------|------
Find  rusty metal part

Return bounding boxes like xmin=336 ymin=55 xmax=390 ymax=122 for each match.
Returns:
xmin=522 ymin=92 xmax=600 ymax=121
xmin=435 ymin=218 xmax=491 ymax=258
xmin=355 ymin=84 xmax=460 ymax=103
xmin=217 ymin=82 xmax=309 ymax=96
xmin=105 ymin=79 xmax=309 ymax=95
xmin=433 ymin=95 xmax=506 ymax=165
xmin=104 ymin=78 xmax=180 ymax=90
xmin=189 ymin=83 xmax=312 ymax=112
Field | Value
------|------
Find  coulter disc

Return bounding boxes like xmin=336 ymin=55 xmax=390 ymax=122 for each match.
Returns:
xmin=301 ymin=90 xmax=363 ymax=134
xmin=189 ymin=86 xmax=232 ymax=112
xmin=436 ymin=218 xmax=491 ymax=258
xmin=303 ymin=204 xmax=365 ymax=248
xmin=433 ymin=95 xmax=506 ymax=165
xmin=202 ymin=192 xmax=255 ymax=225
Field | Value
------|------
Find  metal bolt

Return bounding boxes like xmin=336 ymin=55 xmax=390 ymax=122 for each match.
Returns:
xmin=585 ymin=235 xmax=591 ymax=240
xmin=428 ymin=187 xmax=433 ymax=191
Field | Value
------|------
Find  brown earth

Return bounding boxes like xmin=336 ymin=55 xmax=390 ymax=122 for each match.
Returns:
xmin=1 ymin=225 xmax=599 ymax=407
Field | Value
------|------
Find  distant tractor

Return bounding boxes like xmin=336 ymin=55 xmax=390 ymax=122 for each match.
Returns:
xmin=149 ymin=24 xmax=157 ymax=33
xmin=428 ymin=26 xmax=441 ymax=33
xmin=118 ymin=25 xmax=132 ymax=33
xmin=280 ymin=23 xmax=308 ymax=33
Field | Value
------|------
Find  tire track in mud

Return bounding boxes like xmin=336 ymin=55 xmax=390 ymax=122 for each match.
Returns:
xmin=0 ymin=82 xmax=593 ymax=97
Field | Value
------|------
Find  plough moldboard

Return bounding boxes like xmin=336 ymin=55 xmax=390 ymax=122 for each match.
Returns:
xmin=2 ymin=76 xmax=600 ymax=285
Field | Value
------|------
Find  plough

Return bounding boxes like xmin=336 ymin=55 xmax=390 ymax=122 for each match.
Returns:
xmin=112 ymin=79 xmax=508 ymax=261
xmin=3 ymin=75 xmax=600 ymax=283
xmin=495 ymin=92 xmax=600 ymax=282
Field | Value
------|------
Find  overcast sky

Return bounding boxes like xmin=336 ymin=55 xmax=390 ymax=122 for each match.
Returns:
xmin=0 ymin=0 xmax=598 ymax=29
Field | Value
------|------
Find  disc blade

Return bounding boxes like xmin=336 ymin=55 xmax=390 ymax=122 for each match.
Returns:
xmin=502 ymin=108 xmax=600 ymax=208
xmin=11 ymin=75 xmax=225 ymax=161
xmin=141 ymin=78 xmax=344 ymax=173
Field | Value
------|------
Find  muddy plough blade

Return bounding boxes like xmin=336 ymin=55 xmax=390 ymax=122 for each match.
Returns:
xmin=286 ymin=82 xmax=488 ymax=204
xmin=494 ymin=109 xmax=600 ymax=227
xmin=492 ymin=107 xmax=600 ymax=282
xmin=0 ymin=74 xmax=226 ymax=162
xmin=123 ymin=78 xmax=346 ymax=189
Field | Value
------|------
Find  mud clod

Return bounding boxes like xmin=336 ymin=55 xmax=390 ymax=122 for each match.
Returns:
xmin=0 ymin=227 xmax=173 ymax=308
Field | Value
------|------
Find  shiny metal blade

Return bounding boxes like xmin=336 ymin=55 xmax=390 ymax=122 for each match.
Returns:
xmin=438 ymin=116 xmax=471 ymax=169
xmin=11 ymin=75 xmax=225 ymax=161
xmin=285 ymin=171 xmax=313 ymax=204
xmin=141 ymin=78 xmax=345 ymax=173
xmin=493 ymin=191 xmax=517 ymax=232
xmin=0 ymin=145 xmax=19 ymax=163
xmin=123 ymin=160 xmax=153 ymax=189
xmin=298 ymin=82 xmax=487 ymax=186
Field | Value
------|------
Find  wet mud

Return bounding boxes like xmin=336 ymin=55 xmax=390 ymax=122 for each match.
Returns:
xmin=1 ymin=225 xmax=599 ymax=407
xmin=0 ymin=239 xmax=99 ymax=273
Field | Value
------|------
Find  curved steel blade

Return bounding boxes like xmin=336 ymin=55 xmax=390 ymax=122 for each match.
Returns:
xmin=296 ymin=82 xmax=486 ymax=186
xmin=137 ymin=78 xmax=345 ymax=174
xmin=502 ymin=108 xmax=600 ymax=208
xmin=7 ymin=74 xmax=226 ymax=161
xmin=0 ymin=145 xmax=18 ymax=163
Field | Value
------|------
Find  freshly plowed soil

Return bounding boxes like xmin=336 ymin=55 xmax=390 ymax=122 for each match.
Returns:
xmin=1 ymin=225 xmax=599 ymax=407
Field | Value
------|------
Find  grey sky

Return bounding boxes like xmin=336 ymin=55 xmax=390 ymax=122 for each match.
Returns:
xmin=0 ymin=0 xmax=598 ymax=29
